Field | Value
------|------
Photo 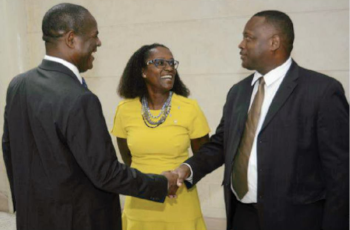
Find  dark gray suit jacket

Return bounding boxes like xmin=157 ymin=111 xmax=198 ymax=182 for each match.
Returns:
xmin=2 ymin=60 xmax=167 ymax=230
xmin=185 ymin=61 xmax=349 ymax=230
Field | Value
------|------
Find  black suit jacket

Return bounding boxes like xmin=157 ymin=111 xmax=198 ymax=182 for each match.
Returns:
xmin=2 ymin=60 xmax=168 ymax=230
xmin=185 ymin=61 xmax=349 ymax=230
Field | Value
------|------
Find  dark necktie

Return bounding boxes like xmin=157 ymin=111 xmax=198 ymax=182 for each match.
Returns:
xmin=232 ymin=77 xmax=265 ymax=199
xmin=82 ymin=77 xmax=88 ymax=89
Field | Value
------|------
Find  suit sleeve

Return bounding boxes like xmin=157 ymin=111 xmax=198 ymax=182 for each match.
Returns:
xmin=2 ymin=104 xmax=16 ymax=211
xmin=2 ymin=90 xmax=16 ymax=211
xmin=66 ymin=93 xmax=167 ymax=203
xmin=184 ymin=90 xmax=233 ymax=187
xmin=317 ymin=80 xmax=349 ymax=230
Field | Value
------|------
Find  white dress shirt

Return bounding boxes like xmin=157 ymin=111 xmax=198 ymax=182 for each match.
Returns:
xmin=232 ymin=57 xmax=292 ymax=203
xmin=44 ymin=55 xmax=83 ymax=84
xmin=184 ymin=57 xmax=292 ymax=203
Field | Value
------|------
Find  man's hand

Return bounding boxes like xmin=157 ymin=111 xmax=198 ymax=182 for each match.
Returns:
xmin=161 ymin=171 xmax=179 ymax=198
xmin=173 ymin=164 xmax=191 ymax=187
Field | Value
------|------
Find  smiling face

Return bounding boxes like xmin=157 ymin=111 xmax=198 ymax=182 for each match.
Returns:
xmin=72 ymin=13 xmax=101 ymax=73
xmin=238 ymin=16 xmax=277 ymax=74
xmin=142 ymin=46 xmax=177 ymax=94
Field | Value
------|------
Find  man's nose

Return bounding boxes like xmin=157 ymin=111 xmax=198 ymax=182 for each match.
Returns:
xmin=97 ymin=38 xmax=102 ymax=47
xmin=238 ymin=40 xmax=245 ymax=49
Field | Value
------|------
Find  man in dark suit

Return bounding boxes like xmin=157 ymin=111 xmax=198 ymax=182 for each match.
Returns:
xmin=175 ymin=10 xmax=349 ymax=230
xmin=2 ymin=3 xmax=178 ymax=230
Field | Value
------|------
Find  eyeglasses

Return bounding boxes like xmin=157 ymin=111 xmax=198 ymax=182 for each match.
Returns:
xmin=146 ymin=59 xmax=179 ymax=70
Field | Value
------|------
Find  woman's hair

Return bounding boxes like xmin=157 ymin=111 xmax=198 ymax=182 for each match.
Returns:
xmin=118 ymin=43 xmax=190 ymax=98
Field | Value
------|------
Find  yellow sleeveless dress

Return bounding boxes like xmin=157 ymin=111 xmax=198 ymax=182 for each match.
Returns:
xmin=111 ymin=93 xmax=210 ymax=230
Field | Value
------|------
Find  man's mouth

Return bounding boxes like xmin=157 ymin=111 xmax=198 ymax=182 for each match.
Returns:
xmin=240 ymin=53 xmax=247 ymax=60
xmin=92 ymin=49 xmax=97 ymax=55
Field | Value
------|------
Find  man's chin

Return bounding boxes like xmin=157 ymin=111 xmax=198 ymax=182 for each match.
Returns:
xmin=79 ymin=64 xmax=93 ymax=73
xmin=241 ymin=62 xmax=253 ymax=70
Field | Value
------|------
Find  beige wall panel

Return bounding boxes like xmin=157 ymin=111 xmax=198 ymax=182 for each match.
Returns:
xmin=195 ymin=168 xmax=226 ymax=217
xmin=25 ymin=0 xmax=84 ymax=33
xmin=25 ymin=1 xmax=349 ymax=75
xmin=209 ymin=183 xmax=226 ymax=209
xmin=26 ymin=2 xmax=349 ymax=76
xmin=26 ymin=32 xmax=44 ymax=69
xmin=196 ymin=183 xmax=210 ymax=206
xmin=83 ymin=17 xmax=246 ymax=78
xmin=0 ymin=0 xmax=9 ymax=202
xmin=292 ymin=10 xmax=349 ymax=71
xmin=86 ymin=9 xmax=349 ymax=80
xmin=0 ymin=0 xmax=28 ymax=212
xmin=197 ymin=180 xmax=227 ymax=218
xmin=201 ymin=205 xmax=226 ymax=219
xmin=26 ymin=0 xmax=349 ymax=31
xmin=75 ymin=0 xmax=347 ymax=27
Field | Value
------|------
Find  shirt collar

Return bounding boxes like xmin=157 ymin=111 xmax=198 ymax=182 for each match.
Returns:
xmin=251 ymin=57 xmax=292 ymax=86
xmin=44 ymin=55 xmax=82 ymax=84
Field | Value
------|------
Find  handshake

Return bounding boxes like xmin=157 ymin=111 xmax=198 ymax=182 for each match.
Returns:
xmin=161 ymin=164 xmax=191 ymax=198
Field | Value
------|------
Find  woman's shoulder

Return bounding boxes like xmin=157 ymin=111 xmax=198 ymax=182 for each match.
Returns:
xmin=116 ymin=98 xmax=140 ymax=113
xmin=172 ymin=93 xmax=201 ymax=110
xmin=118 ymin=97 xmax=140 ymax=106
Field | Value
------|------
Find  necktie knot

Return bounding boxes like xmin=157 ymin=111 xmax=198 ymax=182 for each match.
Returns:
xmin=257 ymin=77 xmax=265 ymax=95
xmin=259 ymin=77 xmax=265 ymax=85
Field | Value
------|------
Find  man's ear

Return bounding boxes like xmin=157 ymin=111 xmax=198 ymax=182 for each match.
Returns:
xmin=270 ymin=34 xmax=281 ymax=51
xmin=65 ymin=30 xmax=75 ymax=48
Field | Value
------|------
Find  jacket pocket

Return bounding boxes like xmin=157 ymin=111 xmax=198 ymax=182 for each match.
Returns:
xmin=292 ymin=189 xmax=326 ymax=205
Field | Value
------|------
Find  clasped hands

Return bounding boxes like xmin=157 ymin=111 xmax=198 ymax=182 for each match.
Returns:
xmin=161 ymin=164 xmax=191 ymax=198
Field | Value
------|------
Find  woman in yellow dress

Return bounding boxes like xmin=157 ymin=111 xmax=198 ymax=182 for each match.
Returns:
xmin=111 ymin=43 xmax=210 ymax=230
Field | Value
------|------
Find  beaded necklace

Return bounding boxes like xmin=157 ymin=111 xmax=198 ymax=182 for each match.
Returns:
xmin=141 ymin=92 xmax=173 ymax=128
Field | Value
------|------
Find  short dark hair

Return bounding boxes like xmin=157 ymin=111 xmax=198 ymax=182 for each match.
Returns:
xmin=118 ymin=43 xmax=190 ymax=99
xmin=42 ymin=3 xmax=90 ymax=43
xmin=254 ymin=10 xmax=294 ymax=53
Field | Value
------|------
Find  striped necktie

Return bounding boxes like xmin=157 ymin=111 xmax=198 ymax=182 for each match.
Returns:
xmin=232 ymin=77 xmax=265 ymax=199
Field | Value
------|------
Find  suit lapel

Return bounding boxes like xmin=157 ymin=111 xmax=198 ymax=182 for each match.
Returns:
xmin=228 ymin=75 xmax=254 ymax=161
xmin=260 ymin=60 xmax=299 ymax=133
xmin=39 ymin=59 xmax=81 ymax=85
xmin=234 ymin=79 xmax=254 ymax=133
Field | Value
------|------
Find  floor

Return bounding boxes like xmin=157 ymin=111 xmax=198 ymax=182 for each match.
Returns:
xmin=0 ymin=212 xmax=226 ymax=230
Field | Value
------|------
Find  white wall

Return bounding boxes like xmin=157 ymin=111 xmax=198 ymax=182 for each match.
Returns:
xmin=1 ymin=0 xmax=348 ymax=218
xmin=0 ymin=0 xmax=28 ymax=212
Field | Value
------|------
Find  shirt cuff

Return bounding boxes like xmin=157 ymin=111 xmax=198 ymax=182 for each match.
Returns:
xmin=182 ymin=163 xmax=193 ymax=184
